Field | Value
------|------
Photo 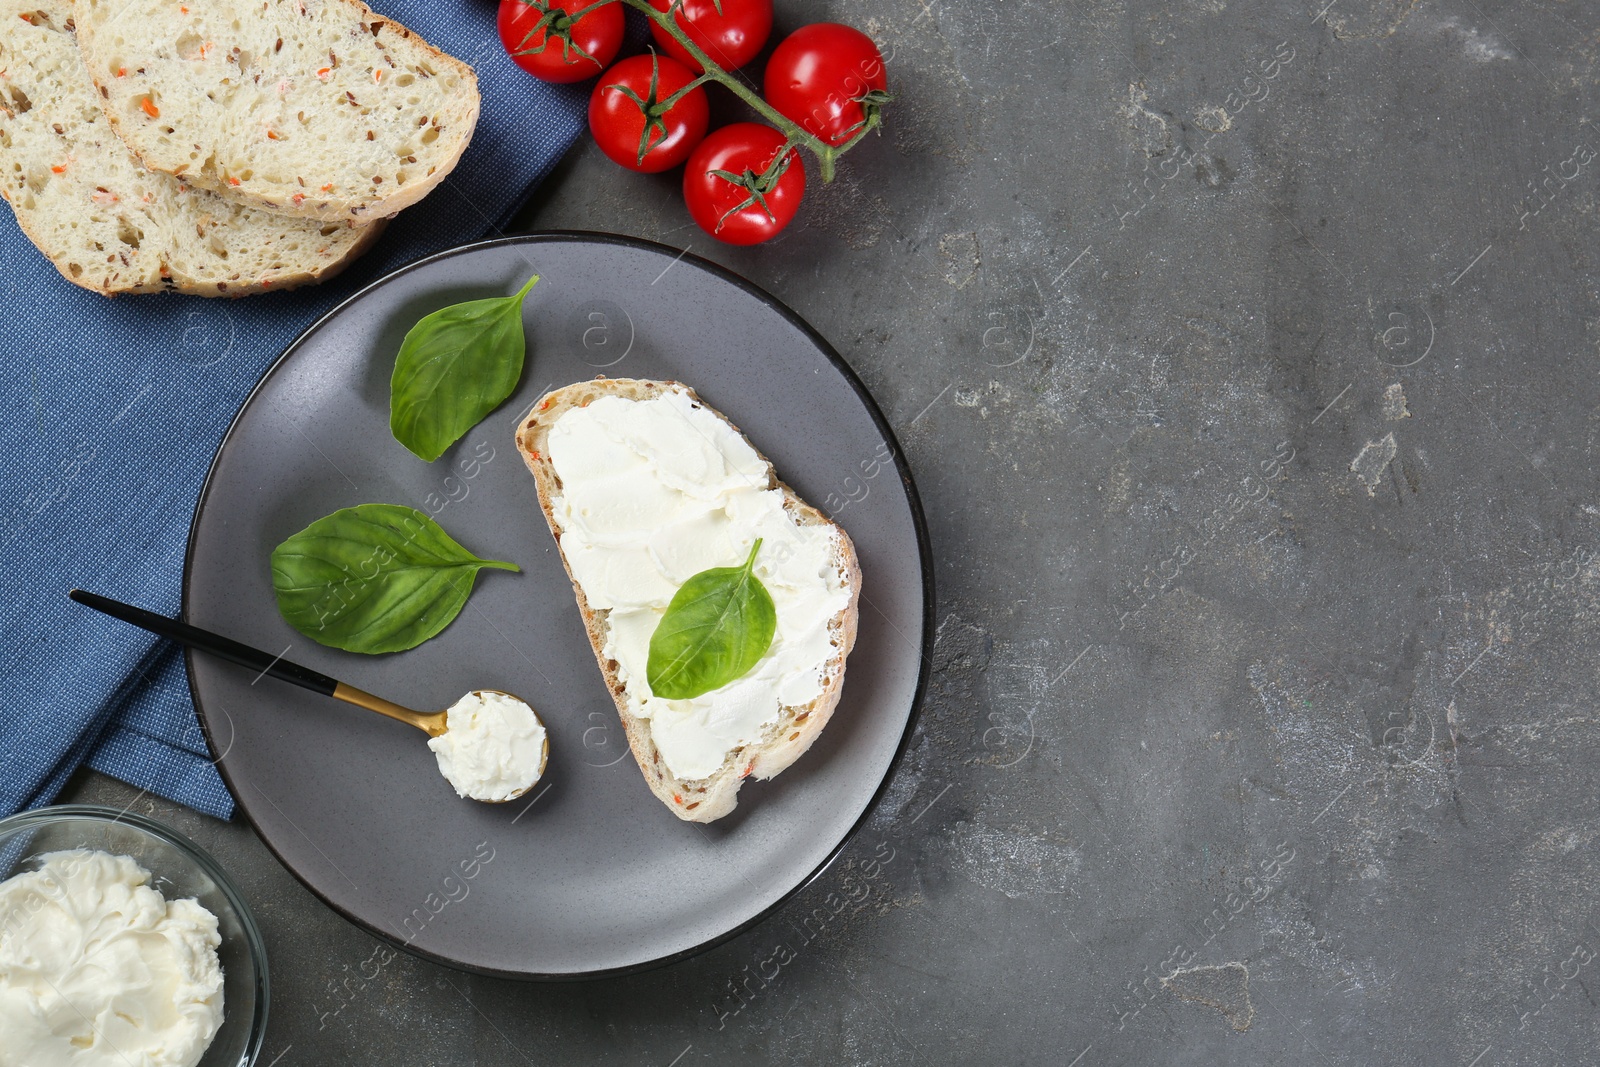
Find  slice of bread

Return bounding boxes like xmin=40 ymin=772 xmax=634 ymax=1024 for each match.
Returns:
xmin=0 ymin=0 xmax=380 ymax=295
xmin=516 ymin=379 xmax=862 ymax=823
xmin=73 ymin=0 xmax=479 ymax=223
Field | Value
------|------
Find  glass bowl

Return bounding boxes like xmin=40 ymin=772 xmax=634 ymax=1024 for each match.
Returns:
xmin=0 ymin=804 xmax=268 ymax=1067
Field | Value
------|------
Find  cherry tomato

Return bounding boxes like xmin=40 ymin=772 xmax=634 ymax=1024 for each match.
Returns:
xmin=498 ymin=0 xmax=623 ymax=84
xmin=648 ymin=0 xmax=772 ymax=73
xmin=589 ymin=54 xmax=709 ymax=173
xmin=682 ymin=123 xmax=804 ymax=245
xmin=763 ymin=23 xmax=888 ymax=146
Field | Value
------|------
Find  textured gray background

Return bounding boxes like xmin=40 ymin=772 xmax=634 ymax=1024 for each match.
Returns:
xmin=62 ymin=0 xmax=1600 ymax=1062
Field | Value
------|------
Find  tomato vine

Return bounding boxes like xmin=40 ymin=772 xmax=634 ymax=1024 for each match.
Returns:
xmin=531 ymin=0 xmax=888 ymax=182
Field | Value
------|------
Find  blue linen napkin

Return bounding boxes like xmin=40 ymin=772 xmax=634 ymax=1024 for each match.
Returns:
xmin=0 ymin=0 xmax=595 ymax=820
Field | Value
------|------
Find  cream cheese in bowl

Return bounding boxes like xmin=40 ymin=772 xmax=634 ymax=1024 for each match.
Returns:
xmin=0 ymin=849 xmax=225 ymax=1067
xmin=0 ymin=805 xmax=266 ymax=1067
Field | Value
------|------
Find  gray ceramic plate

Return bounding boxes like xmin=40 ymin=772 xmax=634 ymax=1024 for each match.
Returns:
xmin=184 ymin=233 xmax=931 ymax=978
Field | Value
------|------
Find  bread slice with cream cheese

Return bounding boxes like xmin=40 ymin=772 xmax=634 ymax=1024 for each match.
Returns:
xmin=515 ymin=378 xmax=861 ymax=823
xmin=73 ymin=0 xmax=479 ymax=223
xmin=0 ymin=0 xmax=379 ymax=295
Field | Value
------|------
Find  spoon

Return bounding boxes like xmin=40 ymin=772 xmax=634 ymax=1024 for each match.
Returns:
xmin=68 ymin=589 xmax=548 ymax=802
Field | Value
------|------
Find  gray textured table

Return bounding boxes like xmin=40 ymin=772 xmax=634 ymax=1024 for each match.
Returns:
xmin=61 ymin=0 xmax=1600 ymax=1061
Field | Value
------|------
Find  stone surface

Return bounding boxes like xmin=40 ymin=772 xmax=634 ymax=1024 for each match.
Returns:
xmin=60 ymin=0 xmax=1600 ymax=1061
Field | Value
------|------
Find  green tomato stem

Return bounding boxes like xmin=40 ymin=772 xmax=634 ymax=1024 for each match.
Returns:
xmin=816 ymin=111 xmax=884 ymax=181
xmin=562 ymin=0 xmax=615 ymax=23
xmin=656 ymin=71 xmax=714 ymax=113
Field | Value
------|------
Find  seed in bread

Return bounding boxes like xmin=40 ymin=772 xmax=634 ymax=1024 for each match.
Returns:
xmin=0 ymin=0 xmax=379 ymax=296
xmin=73 ymin=0 xmax=479 ymax=223
xmin=516 ymin=379 xmax=862 ymax=823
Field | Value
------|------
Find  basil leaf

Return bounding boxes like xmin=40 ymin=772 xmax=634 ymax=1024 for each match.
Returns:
xmin=389 ymin=273 xmax=539 ymax=462
xmin=270 ymin=504 xmax=519 ymax=654
xmin=647 ymin=540 xmax=777 ymax=700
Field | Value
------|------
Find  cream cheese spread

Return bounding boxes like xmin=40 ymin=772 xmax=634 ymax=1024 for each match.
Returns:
xmin=428 ymin=690 xmax=548 ymax=801
xmin=547 ymin=389 xmax=850 ymax=779
xmin=0 ymin=849 xmax=224 ymax=1067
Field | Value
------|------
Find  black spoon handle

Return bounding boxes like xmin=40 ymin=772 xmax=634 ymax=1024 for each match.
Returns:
xmin=69 ymin=589 xmax=339 ymax=697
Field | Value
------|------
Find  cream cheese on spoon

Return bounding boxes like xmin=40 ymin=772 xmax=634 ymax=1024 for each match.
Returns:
xmin=428 ymin=690 xmax=548 ymax=802
xmin=0 ymin=849 xmax=224 ymax=1067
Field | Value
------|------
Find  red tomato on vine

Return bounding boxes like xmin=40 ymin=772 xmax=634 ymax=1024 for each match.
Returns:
xmin=682 ymin=123 xmax=805 ymax=245
xmin=498 ymin=0 xmax=623 ymax=84
xmin=763 ymin=23 xmax=889 ymax=147
xmin=589 ymin=54 xmax=710 ymax=173
xmin=648 ymin=0 xmax=772 ymax=73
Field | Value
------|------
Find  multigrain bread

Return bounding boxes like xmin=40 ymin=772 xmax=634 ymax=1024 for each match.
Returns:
xmin=516 ymin=379 xmax=861 ymax=823
xmin=74 ymin=0 xmax=479 ymax=223
xmin=0 ymin=0 xmax=380 ymax=295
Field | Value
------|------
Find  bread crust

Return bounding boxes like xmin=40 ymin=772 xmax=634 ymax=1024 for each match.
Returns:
xmin=516 ymin=379 xmax=861 ymax=823
xmin=74 ymin=0 xmax=479 ymax=223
